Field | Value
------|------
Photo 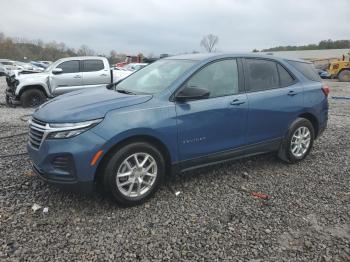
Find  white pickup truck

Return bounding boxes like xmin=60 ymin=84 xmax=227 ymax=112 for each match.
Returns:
xmin=5 ymin=56 xmax=133 ymax=107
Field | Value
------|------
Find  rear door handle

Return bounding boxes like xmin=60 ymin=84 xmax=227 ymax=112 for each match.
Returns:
xmin=288 ymin=90 xmax=298 ymax=96
xmin=73 ymin=75 xmax=81 ymax=79
xmin=230 ymin=99 xmax=245 ymax=106
xmin=100 ymin=74 xmax=107 ymax=76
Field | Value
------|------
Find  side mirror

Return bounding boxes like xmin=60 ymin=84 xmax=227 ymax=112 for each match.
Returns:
xmin=106 ymin=83 xmax=115 ymax=90
xmin=52 ymin=68 xmax=63 ymax=74
xmin=176 ymin=87 xmax=210 ymax=101
xmin=106 ymin=79 xmax=123 ymax=90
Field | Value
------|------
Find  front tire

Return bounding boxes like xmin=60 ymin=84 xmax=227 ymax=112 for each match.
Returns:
xmin=102 ymin=142 xmax=165 ymax=206
xmin=278 ymin=118 xmax=315 ymax=163
xmin=20 ymin=89 xmax=46 ymax=108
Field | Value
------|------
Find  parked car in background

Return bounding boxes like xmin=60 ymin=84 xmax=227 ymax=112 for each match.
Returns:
xmin=0 ymin=64 xmax=8 ymax=76
xmin=317 ymin=69 xmax=331 ymax=79
xmin=6 ymin=56 xmax=121 ymax=107
xmin=27 ymin=53 xmax=329 ymax=206
xmin=112 ymin=66 xmax=134 ymax=80
xmin=37 ymin=60 xmax=52 ymax=66
xmin=123 ymin=63 xmax=148 ymax=71
xmin=0 ymin=59 xmax=22 ymax=71
xmin=16 ymin=61 xmax=44 ymax=73
xmin=1 ymin=60 xmax=43 ymax=76
xmin=31 ymin=61 xmax=49 ymax=69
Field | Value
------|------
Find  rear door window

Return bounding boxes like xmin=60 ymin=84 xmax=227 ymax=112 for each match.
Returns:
xmin=83 ymin=60 xmax=104 ymax=72
xmin=245 ymin=59 xmax=279 ymax=92
xmin=288 ymin=61 xmax=321 ymax=82
xmin=56 ymin=61 xmax=79 ymax=74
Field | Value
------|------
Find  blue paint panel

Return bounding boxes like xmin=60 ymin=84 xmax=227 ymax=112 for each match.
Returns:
xmin=27 ymin=53 xmax=329 ymax=192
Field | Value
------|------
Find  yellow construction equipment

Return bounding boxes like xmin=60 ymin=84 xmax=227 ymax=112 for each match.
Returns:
xmin=327 ymin=57 xmax=350 ymax=82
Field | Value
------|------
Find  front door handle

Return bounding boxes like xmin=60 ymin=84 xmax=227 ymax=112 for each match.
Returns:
xmin=230 ymin=99 xmax=245 ymax=106
xmin=100 ymin=74 xmax=107 ymax=76
xmin=288 ymin=90 xmax=298 ymax=96
xmin=73 ymin=75 xmax=81 ymax=79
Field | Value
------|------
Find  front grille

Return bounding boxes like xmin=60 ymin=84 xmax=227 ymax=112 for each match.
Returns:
xmin=32 ymin=118 xmax=46 ymax=126
xmin=29 ymin=118 xmax=47 ymax=149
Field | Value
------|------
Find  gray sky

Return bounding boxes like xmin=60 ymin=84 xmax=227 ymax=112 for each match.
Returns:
xmin=1 ymin=0 xmax=349 ymax=55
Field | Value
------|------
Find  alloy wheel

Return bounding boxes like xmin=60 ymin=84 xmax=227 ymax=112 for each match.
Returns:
xmin=290 ymin=126 xmax=311 ymax=157
xmin=116 ymin=152 xmax=158 ymax=198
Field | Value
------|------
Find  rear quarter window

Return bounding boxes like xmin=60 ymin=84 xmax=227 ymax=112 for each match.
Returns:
xmin=277 ymin=64 xmax=295 ymax=87
xmin=288 ymin=61 xmax=321 ymax=82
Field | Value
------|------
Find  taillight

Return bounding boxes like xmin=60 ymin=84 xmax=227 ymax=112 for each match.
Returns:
xmin=322 ymin=85 xmax=330 ymax=97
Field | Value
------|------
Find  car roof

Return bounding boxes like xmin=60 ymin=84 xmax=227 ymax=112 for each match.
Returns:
xmin=164 ymin=53 xmax=309 ymax=63
xmin=0 ymin=59 xmax=14 ymax=62
xmin=58 ymin=56 xmax=107 ymax=61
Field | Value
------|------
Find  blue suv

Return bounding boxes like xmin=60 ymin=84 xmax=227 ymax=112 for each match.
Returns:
xmin=27 ymin=54 xmax=329 ymax=205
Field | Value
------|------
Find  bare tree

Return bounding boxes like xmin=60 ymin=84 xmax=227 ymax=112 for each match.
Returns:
xmin=200 ymin=34 xmax=219 ymax=53
xmin=77 ymin=44 xmax=95 ymax=56
xmin=0 ymin=32 xmax=5 ymax=43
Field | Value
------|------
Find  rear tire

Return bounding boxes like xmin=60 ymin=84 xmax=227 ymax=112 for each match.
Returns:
xmin=278 ymin=118 xmax=315 ymax=163
xmin=102 ymin=142 xmax=165 ymax=206
xmin=338 ymin=70 xmax=350 ymax=82
xmin=20 ymin=89 xmax=46 ymax=108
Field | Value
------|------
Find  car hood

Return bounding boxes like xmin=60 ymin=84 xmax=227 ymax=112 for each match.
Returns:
xmin=17 ymin=71 xmax=48 ymax=80
xmin=33 ymin=87 xmax=152 ymax=123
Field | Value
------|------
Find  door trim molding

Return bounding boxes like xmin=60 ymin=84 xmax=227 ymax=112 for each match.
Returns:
xmin=172 ymin=137 xmax=282 ymax=173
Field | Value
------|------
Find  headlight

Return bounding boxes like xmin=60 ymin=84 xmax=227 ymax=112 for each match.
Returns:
xmin=46 ymin=119 xmax=103 ymax=139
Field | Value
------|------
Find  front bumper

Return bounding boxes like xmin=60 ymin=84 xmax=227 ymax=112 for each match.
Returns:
xmin=6 ymin=88 xmax=21 ymax=106
xmin=5 ymin=75 xmax=20 ymax=106
xmin=27 ymin=129 xmax=107 ymax=193
xmin=32 ymin=164 xmax=95 ymax=193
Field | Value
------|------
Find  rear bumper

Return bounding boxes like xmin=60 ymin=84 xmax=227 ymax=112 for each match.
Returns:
xmin=317 ymin=100 xmax=328 ymax=138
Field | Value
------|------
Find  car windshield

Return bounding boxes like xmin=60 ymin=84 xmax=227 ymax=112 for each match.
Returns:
xmin=116 ymin=59 xmax=195 ymax=94
xmin=43 ymin=60 xmax=60 ymax=72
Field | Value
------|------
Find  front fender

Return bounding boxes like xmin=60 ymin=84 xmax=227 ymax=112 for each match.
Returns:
xmin=91 ymin=103 xmax=178 ymax=164
xmin=16 ymin=78 xmax=50 ymax=97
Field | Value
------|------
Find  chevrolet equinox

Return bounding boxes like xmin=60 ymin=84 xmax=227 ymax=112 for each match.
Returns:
xmin=27 ymin=54 xmax=329 ymax=205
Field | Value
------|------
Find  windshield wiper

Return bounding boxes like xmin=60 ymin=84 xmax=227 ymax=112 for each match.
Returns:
xmin=115 ymin=89 xmax=136 ymax=95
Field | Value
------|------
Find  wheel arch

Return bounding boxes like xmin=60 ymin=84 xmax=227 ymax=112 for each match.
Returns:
xmin=298 ymin=112 xmax=319 ymax=138
xmin=94 ymin=135 xmax=172 ymax=182
xmin=18 ymin=84 xmax=48 ymax=97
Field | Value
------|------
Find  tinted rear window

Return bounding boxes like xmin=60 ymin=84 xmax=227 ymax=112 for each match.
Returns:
xmin=83 ymin=60 xmax=104 ymax=72
xmin=288 ymin=61 xmax=321 ymax=82
xmin=246 ymin=59 xmax=279 ymax=92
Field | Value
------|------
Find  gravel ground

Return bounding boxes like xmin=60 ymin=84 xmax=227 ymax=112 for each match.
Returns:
xmin=0 ymin=77 xmax=349 ymax=261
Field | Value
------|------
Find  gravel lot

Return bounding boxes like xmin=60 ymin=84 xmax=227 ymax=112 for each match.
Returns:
xmin=0 ymin=77 xmax=349 ymax=261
